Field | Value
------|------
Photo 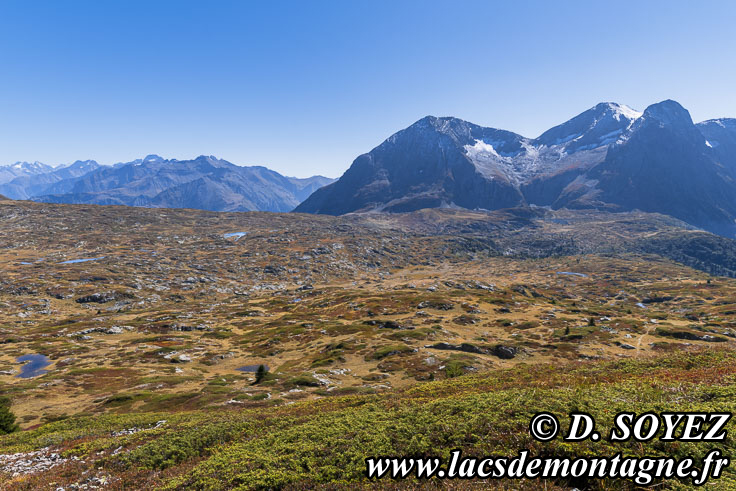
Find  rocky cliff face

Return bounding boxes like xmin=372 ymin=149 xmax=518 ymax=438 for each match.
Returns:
xmin=296 ymin=100 xmax=736 ymax=238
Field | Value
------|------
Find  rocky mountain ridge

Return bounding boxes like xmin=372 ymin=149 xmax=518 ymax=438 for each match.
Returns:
xmin=295 ymin=100 xmax=736 ymax=238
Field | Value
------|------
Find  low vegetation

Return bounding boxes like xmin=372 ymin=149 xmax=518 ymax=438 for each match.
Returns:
xmin=2 ymin=349 xmax=736 ymax=488
xmin=2 ymin=201 xmax=736 ymax=488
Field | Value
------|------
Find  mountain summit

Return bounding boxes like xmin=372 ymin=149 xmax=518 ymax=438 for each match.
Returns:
xmin=535 ymin=102 xmax=641 ymax=152
xmin=295 ymin=100 xmax=736 ymax=238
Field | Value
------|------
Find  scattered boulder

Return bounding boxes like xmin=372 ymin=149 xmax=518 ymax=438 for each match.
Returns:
xmin=491 ymin=345 xmax=518 ymax=359
xmin=263 ymin=265 xmax=285 ymax=274
xmin=171 ymin=324 xmax=211 ymax=332
xmin=452 ymin=315 xmax=479 ymax=325
xmin=426 ymin=342 xmax=485 ymax=354
xmin=0 ymin=448 xmax=76 ymax=477
xmin=164 ymin=352 xmax=192 ymax=363
xmin=657 ymin=329 xmax=728 ymax=342
xmin=67 ymin=325 xmax=132 ymax=337
xmin=641 ymin=296 xmax=675 ymax=304
xmin=417 ymin=301 xmax=454 ymax=311
xmin=378 ymin=320 xmax=404 ymax=330
xmin=76 ymin=293 xmax=116 ymax=304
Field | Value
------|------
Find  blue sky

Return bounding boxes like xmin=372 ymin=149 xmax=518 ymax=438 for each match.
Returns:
xmin=0 ymin=0 xmax=734 ymax=177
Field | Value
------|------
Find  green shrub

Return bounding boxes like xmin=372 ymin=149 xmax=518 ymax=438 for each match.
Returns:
xmin=369 ymin=344 xmax=412 ymax=360
xmin=254 ymin=364 xmax=267 ymax=384
xmin=0 ymin=396 xmax=18 ymax=434
xmin=444 ymin=361 xmax=464 ymax=378
xmin=284 ymin=374 xmax=321 ymax=388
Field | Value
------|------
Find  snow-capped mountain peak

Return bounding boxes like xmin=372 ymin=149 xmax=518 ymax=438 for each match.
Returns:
xmin=0 ymin=161 xmax=54 ymax=185
xmin=534 ymin=102 xmax=642 ymax=153
xmin=297 ymin=98 xmax=736 ymax=241
xmin=603 ymin=102 xmax=643 ymax=122
xmin=11 ymin=161 xmax=47 ymax=170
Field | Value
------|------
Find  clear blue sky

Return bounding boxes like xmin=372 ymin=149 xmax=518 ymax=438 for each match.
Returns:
xmin=1 ymin=0 xmax=734 ymax=177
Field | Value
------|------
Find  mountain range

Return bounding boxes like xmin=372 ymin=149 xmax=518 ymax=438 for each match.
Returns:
xmin=4 ymin=99 xmax=736 ymax=237
xmin=295 ymin=100 xmax=736 ymax=239
xmin=0 ymin=156 xmax=333 ymax=213
xmin=0 ymin=160 xmax=101 ymax=200
xmin=0 ymin=161 xmax=55 ymax=185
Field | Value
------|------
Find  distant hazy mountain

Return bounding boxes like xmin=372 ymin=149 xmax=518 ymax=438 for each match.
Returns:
xmin=0 ymin=160 xmax=100 ymax=200
xmin=295 ymin=100 xmax=736 ymax=238
xmin=32 ymin=155 xmax=334 ymax=212
xmin=0 ymin=161 xmax=54 ymax=185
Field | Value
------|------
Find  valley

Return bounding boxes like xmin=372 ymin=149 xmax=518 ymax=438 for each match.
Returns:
xmin=4 ymin=200 xmax=736 ymax=423
xmin=2 ymin=200 xmax=736 ymax=488
xmin=0 ymin=200 xmax=736 ymax=489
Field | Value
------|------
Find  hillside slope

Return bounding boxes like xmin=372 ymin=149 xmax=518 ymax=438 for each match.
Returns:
xmin=2 ymin=350 xmax=736 ymax=489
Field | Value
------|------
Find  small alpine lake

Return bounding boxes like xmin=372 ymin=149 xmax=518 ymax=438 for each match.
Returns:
xmin=16 ymin=354 xmax=51 ymax=379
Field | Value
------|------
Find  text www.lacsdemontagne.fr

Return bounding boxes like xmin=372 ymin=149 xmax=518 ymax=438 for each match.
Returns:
xmin=365 ymin=449 xmax=729 ymax=486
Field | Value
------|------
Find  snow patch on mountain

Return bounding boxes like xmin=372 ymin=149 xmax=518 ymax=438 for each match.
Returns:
xmin=464 ymin=139 xmax=520 ymax=182
xmin=465 ymin=140 xmax=506 ymax=160
xmin=610 ymin=104 xmax=643 ymax=122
